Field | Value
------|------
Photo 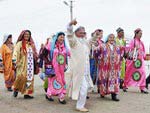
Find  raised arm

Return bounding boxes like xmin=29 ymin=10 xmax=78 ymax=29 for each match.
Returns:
xmin=66 ymin=20 xmax=77 ymax=48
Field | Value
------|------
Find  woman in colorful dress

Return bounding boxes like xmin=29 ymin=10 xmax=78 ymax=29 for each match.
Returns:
xmin=38 ymin=43 xmax=48 ymax=92
xmin=115 ymin=27 xmax=126 ymax=89
xmin=124 ymin=28 xmax=148 ymax=94
xmin=13 ymin=30 xmax=38 ymax=99
xmin=89 ymin=29 xmax=104 ymax=94
xmin=1 ymin=34 xmax=15 ymax=91
xmin=39 ymin=37 xmax=54 ymax=94
xmin=39 ymin=43 xmax=45 ymax=71
xmin=95 ymin=34 xmax=123 ymax=101
xmin=89 ymin=29 xmax=104 ymax=85
xmin=46 ymin=32 xmax=70 ymax=104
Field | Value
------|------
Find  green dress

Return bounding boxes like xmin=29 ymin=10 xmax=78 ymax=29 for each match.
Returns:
xmin=115 ymin=37 xmax=126 ymax=79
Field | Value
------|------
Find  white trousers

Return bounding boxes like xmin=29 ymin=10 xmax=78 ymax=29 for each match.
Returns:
xmin=76 ymin=75 xmax=88 ymax=109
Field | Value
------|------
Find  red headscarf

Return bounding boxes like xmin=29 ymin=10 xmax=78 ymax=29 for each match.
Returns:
xmin=17 ymin=30 xmax=38 ymax=59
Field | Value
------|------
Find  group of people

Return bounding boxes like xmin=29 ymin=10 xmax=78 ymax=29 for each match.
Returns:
xmin=0 ymin=30 xmax=38 ymax=99
xmin=89 ymin=26 xmax=149 ymax=102
xmin=0 ymin=19 xmax=149 ymax=112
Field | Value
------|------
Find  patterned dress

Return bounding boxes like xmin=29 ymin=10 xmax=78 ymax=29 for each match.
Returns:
xmin=124 ymin=38 xmax=146 ymax=90
xmin=13 ymin=41 xmax=34 ymax=95
xmin=47 ymin=43 xmax=69 ymax=98
xmin=115 ymin=37 xmax=126 ymax=79
xmin=89 ymin=39 xmax=104 ymax=84
xmin=95 ymin=43 xmax=122 ymax=96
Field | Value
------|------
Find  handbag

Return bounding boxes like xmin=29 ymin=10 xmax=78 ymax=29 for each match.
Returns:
xmin=45 ymin=63 xmax=55 ymax=77
xmin=41 ymin=48 xmax=55 ymax=77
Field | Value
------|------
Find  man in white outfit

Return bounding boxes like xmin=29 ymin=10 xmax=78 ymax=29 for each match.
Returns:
xmin=66 ymin=20 xmax=93 ymax=112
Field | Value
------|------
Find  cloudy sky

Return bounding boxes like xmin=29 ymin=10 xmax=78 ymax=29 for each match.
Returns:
xmin=0 ymin=0 xmax=150 ymax=52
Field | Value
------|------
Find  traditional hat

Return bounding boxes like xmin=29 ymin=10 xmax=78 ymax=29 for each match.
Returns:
xmin=134 ymin=28 xmax=142 ymax=34
xmin=116 ymin=27 xmax=124 ymax=33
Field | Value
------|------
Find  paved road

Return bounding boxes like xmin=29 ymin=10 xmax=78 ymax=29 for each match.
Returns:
xmin=0 ymin=74 xmax=150 ymax=113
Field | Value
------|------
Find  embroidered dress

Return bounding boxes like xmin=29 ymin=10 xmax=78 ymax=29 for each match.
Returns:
xmin=115 ymin=37 xmax=126 ymax=79
xmin=13 ymin=42 xmax=34 ymax=95
xmin=95 ymin=43 xmax=122 ymax=96
xmin=90 ymin=39 xmax=104 ymax=84
xmin=124 ymin=38 xmax=146 ymax=89
xmin=47 ymin=38 xmax=70 ymax=99
xmin=26 ymin=47 xmax=34 ymax=92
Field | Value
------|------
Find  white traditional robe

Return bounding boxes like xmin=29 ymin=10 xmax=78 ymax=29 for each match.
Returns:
xmin=65 ymin=25 xmax=93 ymax=100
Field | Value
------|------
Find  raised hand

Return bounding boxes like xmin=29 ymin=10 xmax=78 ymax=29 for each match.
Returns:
xmin=69 ymin=19 xmax=77 ymax=26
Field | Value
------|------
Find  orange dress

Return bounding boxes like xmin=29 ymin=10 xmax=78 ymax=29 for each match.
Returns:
xmin=1 ymin=44 xmax=15 ymax=88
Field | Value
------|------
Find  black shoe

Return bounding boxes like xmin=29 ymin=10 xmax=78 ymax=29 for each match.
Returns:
xmin=123 ymin=88 xmax=127 ymax=92
xmin=24 ymin=95 xmax=34 ymax=99
xmin=44 ymin=88 xmax=47 ymax=93
xmin=120 ymin=79 xmax=124 ymax=89
xmin=58 ymin=99 xmax=67 ymax=104
xmin=100 ymin=95 xmax=105 ymax=98
xmin=86 ymin=96 xmax=90 ymax=99
xmin=7 ymin=87 xmax=13 ymax=92
xmin=45 ymin=95 xmax=54 ymax=101
xmin=141 ymin=90 xmax=149 ymax=94
xmin=146 ymin=75 xmax=150 ymax=89
xmin=146 ymin=83 xmax=149 ymax=89
xmin=111 ymin=94 xmax=120 ymax=102
xmin=45 ymin=95 xmax=48 ymax=99
xmin=120 ymin=86 xmax=123 ymax=89
xmin=13 ymin=91 xmax=18 ymax=97
xmin=112 ymin=97 xmax=120 ymax=101
xmin=98 ymin=89 xmax=100 ymax=93
xmin=47 ymin=97 xmax=54 ymax=101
